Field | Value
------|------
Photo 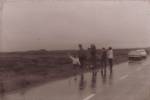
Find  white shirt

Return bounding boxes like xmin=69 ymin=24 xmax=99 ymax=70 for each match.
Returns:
xmin=69 ymin=56 xmax=80 ymax=65
xmin=107 ymin=49 xmax=114 ymax=59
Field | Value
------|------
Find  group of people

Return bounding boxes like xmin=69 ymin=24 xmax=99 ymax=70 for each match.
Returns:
xmin=69 ymin=44 xmax=114 ymax=74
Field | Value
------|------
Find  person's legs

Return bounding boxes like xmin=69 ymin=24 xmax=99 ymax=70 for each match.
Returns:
xmin=73 ymin=64 xmax=78 ymax=80
xmin=73 ymin=64 xmax=76 ymax=73
xmin=100 ymin=61 xmax=104 ymax=77
xmin=109 ymin=59 xmax=113 ymax=73
xmin=101 ymin=60 xmax=104 ymax=71
xmin=104 ymin=60 xmax=107 ymax=75
xmin=100 ymin=60 xmax=105 ymax=78
xmin=101 ymin=59 xmax=106 ymax=69
xmin=94 ymin=56 xmax=97 ymax=68
xmin=90 ymin=56 xmax=96 ymax=69
xmin=79 ymin=58 xmax=84 ymax=69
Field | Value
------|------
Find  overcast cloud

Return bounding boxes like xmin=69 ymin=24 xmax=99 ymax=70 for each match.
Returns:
xmin=1 ymin=0 xmax=150 ymax=51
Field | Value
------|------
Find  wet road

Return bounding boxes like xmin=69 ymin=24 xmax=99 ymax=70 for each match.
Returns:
xmin=1 ymin=57 xmax=150 ymax=100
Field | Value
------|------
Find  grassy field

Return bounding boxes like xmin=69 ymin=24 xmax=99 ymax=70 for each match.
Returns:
xmin=0 ymin=48 xmax=149 ymax=93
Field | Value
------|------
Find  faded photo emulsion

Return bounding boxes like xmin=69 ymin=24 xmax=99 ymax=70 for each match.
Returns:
xmin=0 ymin=0 xmax=150 ymax=100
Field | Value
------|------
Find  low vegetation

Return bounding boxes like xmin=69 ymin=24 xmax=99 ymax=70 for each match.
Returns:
xmin=0 ymin=48 xmax=149 ymax=93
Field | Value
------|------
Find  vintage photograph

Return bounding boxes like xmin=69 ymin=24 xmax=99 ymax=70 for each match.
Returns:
xmin=0 ymin=0 xmax=150 ymax=100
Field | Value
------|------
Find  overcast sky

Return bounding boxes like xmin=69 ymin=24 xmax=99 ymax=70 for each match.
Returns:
xmin=1 ymin=0 xmax=150 ymax=52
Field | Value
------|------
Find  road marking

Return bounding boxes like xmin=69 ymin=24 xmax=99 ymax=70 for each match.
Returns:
xmin=119 ymin=75 xmax=129 ymax=80
xmin=83 ymin=94 xmax=96 ymax=100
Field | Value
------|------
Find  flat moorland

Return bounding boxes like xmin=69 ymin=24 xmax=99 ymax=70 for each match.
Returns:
xmin=0 ymin=48 xmax=148 ymax=93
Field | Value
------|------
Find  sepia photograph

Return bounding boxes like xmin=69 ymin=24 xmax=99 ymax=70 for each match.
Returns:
xmin=0 ymin=0 xmax=150 ymax=100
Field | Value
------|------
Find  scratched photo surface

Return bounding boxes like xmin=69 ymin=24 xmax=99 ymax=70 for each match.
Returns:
xmin=0 ymin=0 xmax=150 ymax=100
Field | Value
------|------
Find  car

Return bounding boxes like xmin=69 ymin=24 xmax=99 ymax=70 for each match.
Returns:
xmin=128 ymin=49 xmax=147 ymax=61
xmin=136 ymin=49 xmax=147 ymax=58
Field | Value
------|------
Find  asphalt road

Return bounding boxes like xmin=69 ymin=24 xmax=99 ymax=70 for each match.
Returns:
xmin=2 ymin=57 xmax=150 ymax=100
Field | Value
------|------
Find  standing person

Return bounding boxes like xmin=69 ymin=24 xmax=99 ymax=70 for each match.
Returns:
xmin=107 ymin=47 xmax=114 ymax=73
xmin=78 ymin=44 xmax=86 ymax=69
xmin=101 ymin=48 xmax=107 ymax=75
xmin=89 ymin=44 xmax=97 ymax=69
xmin=69 ymin=54 xmax=80 ymax=80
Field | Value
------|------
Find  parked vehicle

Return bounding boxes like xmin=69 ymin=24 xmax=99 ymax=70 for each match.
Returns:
xmin=136 ymin=49 xmax=147 ymax=58
xmin=128 ymin=49 xmax=147 ymax=61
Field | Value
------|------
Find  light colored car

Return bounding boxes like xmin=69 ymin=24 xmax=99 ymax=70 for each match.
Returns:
xmin=136 ymin=49 xmax=147 ymax=58
xmin=128 ymin=49 xmax=147 ymax=60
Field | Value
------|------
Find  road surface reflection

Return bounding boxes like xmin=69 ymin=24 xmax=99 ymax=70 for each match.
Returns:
xmin=0 ymin=59 xmax=148 ymax=100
